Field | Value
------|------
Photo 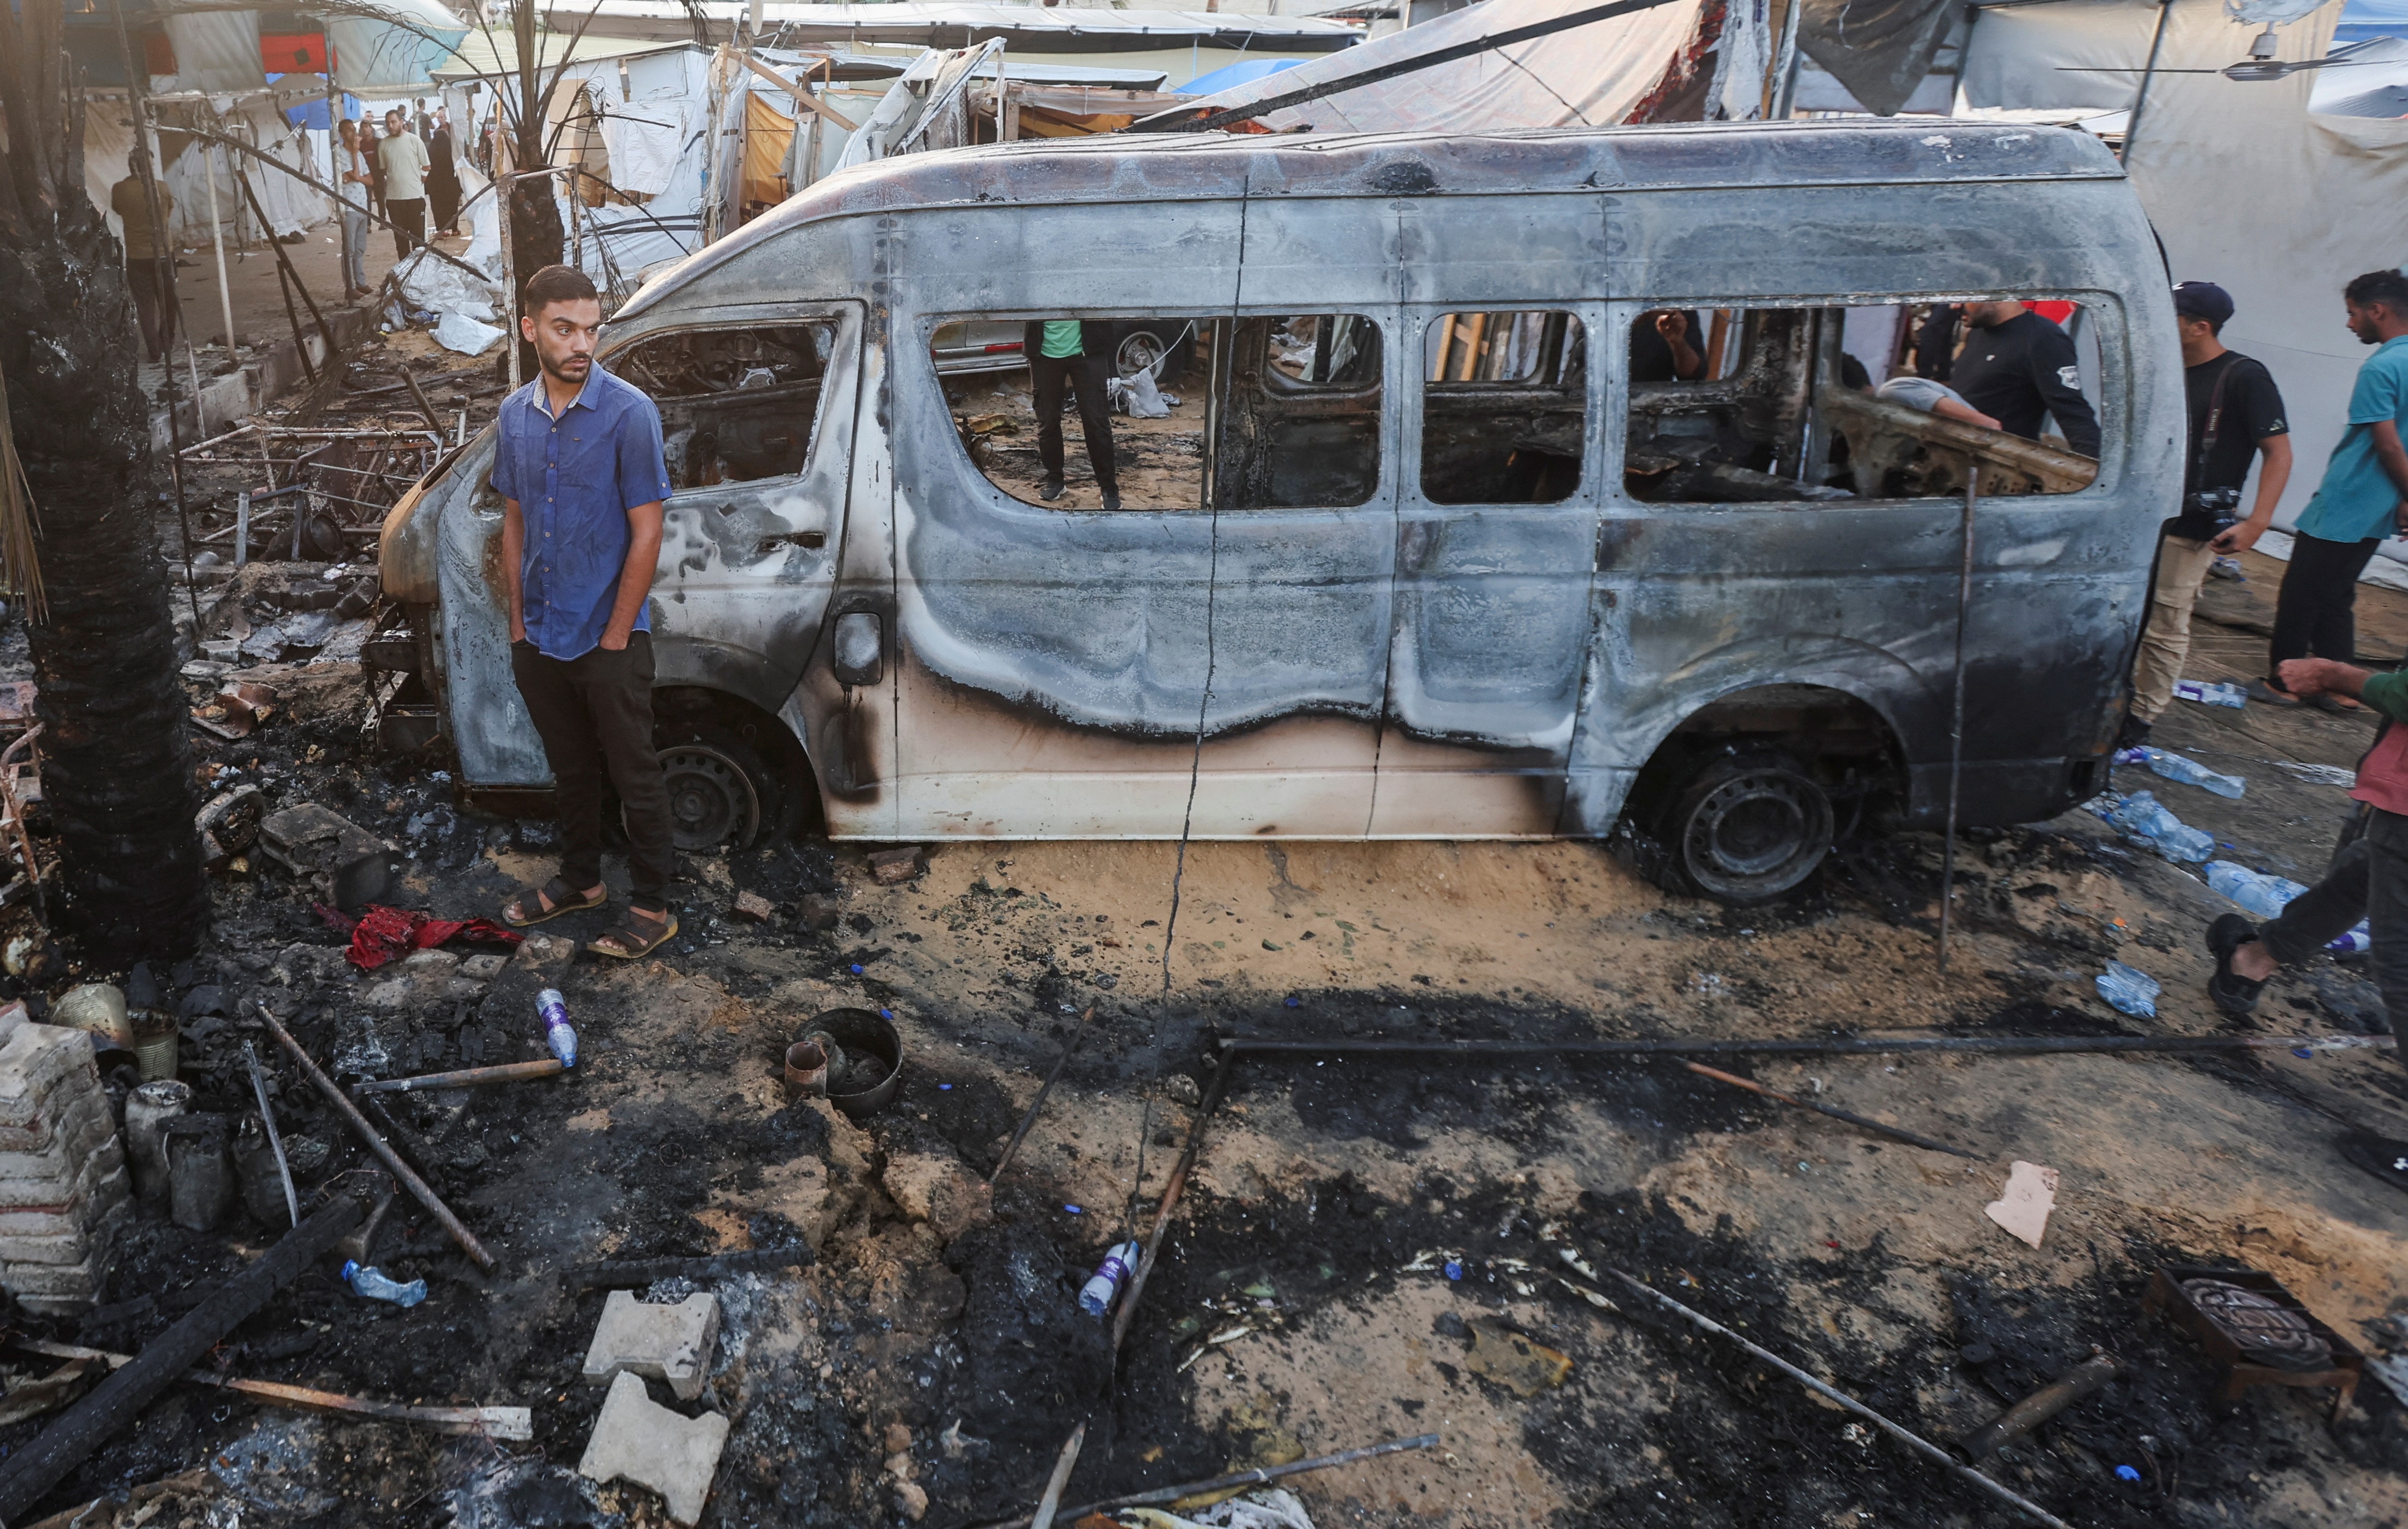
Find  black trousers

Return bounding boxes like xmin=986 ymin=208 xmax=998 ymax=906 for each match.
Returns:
xmin=2260 ymin=809 xmax=2408 ymax=1077
xmin=1031 ymin=353 xmax=1117 ymax=493
xmin=125 ymin=256 xmax=175 ymax=361
xmin=510 ymin=633 xmax=675 ymax=910
xmin=430 ymin=181 xmax=460 ymax=234
xmin=387 ymin=198 xmax=425 ymax=258
xmin=2269 ymin=531 xmax=2381 ymax=674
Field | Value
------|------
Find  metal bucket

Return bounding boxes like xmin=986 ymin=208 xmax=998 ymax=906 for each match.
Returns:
xmin=808 ymin=1008 xmax=901 ymax=1121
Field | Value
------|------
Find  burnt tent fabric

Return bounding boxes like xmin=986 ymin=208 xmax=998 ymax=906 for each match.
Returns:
xmin=1797 ymin=0 xmax=1964 ymax=116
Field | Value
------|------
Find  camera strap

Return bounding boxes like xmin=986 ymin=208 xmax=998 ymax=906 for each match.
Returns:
xmin=2192 ymin=358 xmax=2234 ymax=488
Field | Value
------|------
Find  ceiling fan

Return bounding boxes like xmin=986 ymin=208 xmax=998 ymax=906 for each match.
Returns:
xmin=2058 ymin=26 xmax=2396 ymax=80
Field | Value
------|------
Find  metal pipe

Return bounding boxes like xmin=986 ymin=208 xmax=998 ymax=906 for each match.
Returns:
xmin=243 ymin=1041 xmax=299 ymax=1227
xmin=2122 ymin=0 xmax=2178 ymax=166
xmin=258 ymin=1004 xmax=496 ymax=1271
xmin=1680 ymin=1061 xmax=1982 ymax=1159
xmin=1959 ymin=1352 xmax=2119 ymax=1462
xmin=979 ymin=1434 xmax=1440 ymax=1529
xmin=353 ymin=1059 xmax=566 ymax=1095
xmin=1604 ymin=1271 xmax=2074 ymax=1529
xmin=1217 ymin=1033 xmax=2392 ymax=1060
xmin=1940 ymin=469 xmax=1978 ymax=974
xmin=1109 ymin=1053 xmax=1231 ymax=1351
xmin=989 ymin=1007 xmax=1090 ymax=1184
xmin=203 ymin=143 xmax=239 ymax=359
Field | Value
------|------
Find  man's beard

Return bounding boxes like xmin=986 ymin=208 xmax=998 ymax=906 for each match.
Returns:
xmin=540 ymin=350 xmax=591 ymax=384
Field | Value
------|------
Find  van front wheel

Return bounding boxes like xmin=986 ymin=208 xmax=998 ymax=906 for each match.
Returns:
xmin=654 ymin=729 xmax=777 ymax=853
xmin=1661 ymin=751 xmax=1833 ymax=905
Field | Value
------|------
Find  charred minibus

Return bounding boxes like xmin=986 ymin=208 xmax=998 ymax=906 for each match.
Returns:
xmin=377 ymin=119 xmax=2176 ymax=903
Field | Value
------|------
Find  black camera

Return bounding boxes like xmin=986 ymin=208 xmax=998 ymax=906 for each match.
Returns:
xmin=2184 ymin=485 xmax=2243 ymax=531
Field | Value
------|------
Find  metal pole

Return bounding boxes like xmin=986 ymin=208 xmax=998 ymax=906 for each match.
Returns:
xmin=496 ymin=169 xmax=520 ymax=390
xmin=325 ymin=55 xmax=352 ymax=301
xmin=1766 ymin=0 xmax=1807 ymax=120
xmin=203 ymin=144 xmax=239 ymax=358
xmin=1939 ymin=470 xmax=1977 ymax=973
xmin=2122 ymin=0 xmax=2177 ymax=166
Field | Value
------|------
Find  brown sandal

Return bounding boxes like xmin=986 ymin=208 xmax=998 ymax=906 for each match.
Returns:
xmin=503 ymin=876 xmax=606 ymax=928
xmin=586 ymin=908 xmax=678 ymax=961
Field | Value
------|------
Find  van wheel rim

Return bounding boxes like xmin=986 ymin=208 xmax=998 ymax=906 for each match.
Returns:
xmin=658 ymin=744 xmax=760 ymax=851
xmin=1116 ymin=332 xmax=1165 ymax=377
xmin=1681 ymin=772 xmax=1830 ymax=896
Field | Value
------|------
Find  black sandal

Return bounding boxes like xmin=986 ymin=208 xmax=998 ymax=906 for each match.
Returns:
xmin=2205 ymin=912 xmax=2268 ymax=1016
xmin=587 ymin=907 xmax=678 ymax=961
xmin=503 ymin=876 xmax=606 ymax=928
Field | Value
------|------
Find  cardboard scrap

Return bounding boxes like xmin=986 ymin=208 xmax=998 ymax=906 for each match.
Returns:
xmin=1985 ymin=1159 xmax=2060 ymax=1249
xmin=1465 ymin=1317 xmax=1573 ymax=1397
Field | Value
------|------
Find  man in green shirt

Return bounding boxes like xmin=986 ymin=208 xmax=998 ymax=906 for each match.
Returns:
xmin=1021 ymin=319 xmax=1120 ymax=511
xmin=378 ymin=108 xmax=431 ymax=258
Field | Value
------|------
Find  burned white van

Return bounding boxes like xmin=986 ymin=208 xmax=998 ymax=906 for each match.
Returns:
xmin=377 ymin=119 xmax=2176 ymax=903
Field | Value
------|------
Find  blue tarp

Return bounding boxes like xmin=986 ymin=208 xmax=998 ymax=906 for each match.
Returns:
xmin=274 ymin=76 xmax=363 ymax=130
xmin=2340 ymin=0 xmax=2408 ymax=42
xmin=1176 ymin=56 xmax=1306 ymax=95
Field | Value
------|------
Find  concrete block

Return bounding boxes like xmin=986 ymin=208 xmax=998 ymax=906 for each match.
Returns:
xmin=0 ymin=1193 xmax=129 ymax=1266
xmin=458 ymin=953 xmax=510 ymax=981
xmin=0 ymin=1085 xmax=111 ymax=1160
xmin=882 ymin=1151 xmax=992 ymax=1244
xmin=0 ymin=1158 xmax=129 ymax=1238
xmin=0 ymin=1133 xmax=125 ymax=1208
xmin=581 ymin=1290 xmax=721 ymax=1402
xmin=0 ymin=1025 xmax=100 ymax=1127
xmin=577 ymin=1370 xmax=730 ymax=1526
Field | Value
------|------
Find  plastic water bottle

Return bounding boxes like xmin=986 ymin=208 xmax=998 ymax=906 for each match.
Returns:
xmin=2203 ymin=861 xmax=2310 ymax=919
xmin=1078 ymin=1241 xmax=1140 ymax=1317
xmin=2109 ymin=792 xmax=2216 ymax=862
xmin=341 ymin=1260 xmax=427 ymax=1308
xmin=537 ymin=988 xmax=578 ymax=1068
xmin=2138 ymin=748 xmax=2245 ymax=800
xmin=2329 ymin=924 xmax=2372 ymax=956
xmin=2172 ymin=680 xmax=2248 ymax=709
xmin=2095 ymin=961 xmax=2162 ymax=1018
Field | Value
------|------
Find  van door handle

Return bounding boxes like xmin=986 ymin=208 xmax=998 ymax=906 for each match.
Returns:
xmin=754 ymin=529 xmax=828 ymax=555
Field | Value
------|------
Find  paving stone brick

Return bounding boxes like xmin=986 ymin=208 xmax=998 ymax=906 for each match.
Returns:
xmin=581 ymin=1290 xmax=720 ymax=1402
xmin=0 ymin=1158 xmax=129 ymax=1239
xmin=577 ymin=1370 xmax=729 ymax=1526
xmin=0 ymin=1089 xmax=112 ymax=1168
xmin=0 ymin=1025 xmax=100 ymax=1128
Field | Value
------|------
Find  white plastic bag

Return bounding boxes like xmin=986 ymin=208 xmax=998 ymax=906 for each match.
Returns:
xmin=433 ymin=310 xmax=505 ymax=357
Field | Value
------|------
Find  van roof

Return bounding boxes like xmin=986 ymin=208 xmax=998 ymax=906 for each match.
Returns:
xmin=621 ymin=120 xmax=2123 ymax=321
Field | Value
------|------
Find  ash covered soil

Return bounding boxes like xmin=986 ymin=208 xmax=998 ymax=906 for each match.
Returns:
xmin=0 ymin=544 xmax=2405 ymax=1527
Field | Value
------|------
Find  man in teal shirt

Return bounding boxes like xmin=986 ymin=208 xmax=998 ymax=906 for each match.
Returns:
xmin=2254 ymin=269 xmax=2408 ymax=709
xmin=1022 ymin=319 xmax=1121 ymax=510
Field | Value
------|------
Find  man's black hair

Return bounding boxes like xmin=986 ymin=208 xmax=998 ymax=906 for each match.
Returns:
xmin=522 ymin=265 xmax=600 ymax=318
xmin=2344 ymin=268 xmax=2408 ymax=317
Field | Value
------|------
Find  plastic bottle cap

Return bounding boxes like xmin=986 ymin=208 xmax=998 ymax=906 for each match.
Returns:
xmin=1064 ymin=1204 xmax=1082 ymax=1214
xmin=2115 ymin=1465 xmax=2141 ymax=1482
xmin=341 ymin=1260 xmax=360 ymax=1281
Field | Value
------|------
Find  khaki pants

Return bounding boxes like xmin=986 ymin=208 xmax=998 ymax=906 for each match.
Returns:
xmin=2132 ymin=534 xmax=2218 ymax=723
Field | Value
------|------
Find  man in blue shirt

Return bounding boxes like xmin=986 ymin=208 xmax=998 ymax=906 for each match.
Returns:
xmin=2256 ymin=269 xmax=2408 ymax=711
xmin=492 ymin=265 xmax=680 ymax=959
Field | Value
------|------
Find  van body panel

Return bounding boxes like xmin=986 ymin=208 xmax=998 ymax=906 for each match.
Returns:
xmin=401 ymin=120 xmax=2174 ymax=851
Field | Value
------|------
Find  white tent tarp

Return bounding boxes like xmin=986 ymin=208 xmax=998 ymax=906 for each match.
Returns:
xmin=1963 ymin=0 xmax=2408 ymax=549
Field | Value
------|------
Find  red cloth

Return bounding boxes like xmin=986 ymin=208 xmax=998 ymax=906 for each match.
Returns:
xmin=2354 ymin=724 xmax=2408 ymax=817
xmin=316 ymin=903 xmax=523 ymax=970
xmin=2029 ymin=300 xmax=2077 ymax=326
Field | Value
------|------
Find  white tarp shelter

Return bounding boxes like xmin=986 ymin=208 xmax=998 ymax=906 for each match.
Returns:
xmin=1963 ymin=0 xmax=2408 ymax=548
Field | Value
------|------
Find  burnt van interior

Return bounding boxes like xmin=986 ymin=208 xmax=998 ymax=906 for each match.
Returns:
xmin=1420 ymin=311 xmax=1587 ymax=505
xmin=611 ymin=323 xmax=834 ymax=491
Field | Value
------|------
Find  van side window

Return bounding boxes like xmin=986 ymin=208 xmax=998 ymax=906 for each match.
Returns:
xmin=1421 ymin=311 xmax=1586 ymax=504
xmin=612 ymin=325 xmax=834 ymax=491
xmin=1218 ymin=314 xmax=1382 ymax=509
xmin=1622 ymin=302 xmax=2104 ymax=504
xmin=938 ymin=317 xmax=1207 ymax=512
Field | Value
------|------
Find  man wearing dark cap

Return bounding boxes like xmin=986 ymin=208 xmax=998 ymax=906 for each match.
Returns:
xmin=2124 ymin=280 xmax=2290 ymax=746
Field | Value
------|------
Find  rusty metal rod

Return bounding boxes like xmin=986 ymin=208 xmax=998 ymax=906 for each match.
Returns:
xmin=258 ymin=1004 xmax=496 ymax=1271
xmin=1605 ymin=1271 xmax=2072 ymax=1529
xmin=1219 ymin=1033 xmax=2394 ymax=1059
xmin=8 ymin=1338 xmax=532 ymax=1439
xmin=1958 ymin=1352 xmax=2119 ymax=1463
xmin=989 ymin=1007 xmax=1091 ymax=1185
xmin=1109 ymin=1053 xmax=1231 ymax=1352
xmin=1681 ymin=1061 xmax=1983 ymax=1159
xmin=979 ymin=1433 xmax=1441 ymax=1529
xmin=354 ymin=1059 xmax=566 ymax=1095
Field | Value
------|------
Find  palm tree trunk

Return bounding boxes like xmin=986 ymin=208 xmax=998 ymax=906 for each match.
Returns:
xmin=0 ymin=0 xmax=209 ymax=962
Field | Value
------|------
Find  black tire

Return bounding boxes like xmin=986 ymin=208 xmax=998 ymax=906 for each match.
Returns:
xmin=1659 ymin=750 xmax=1834 ymax=905
xmin=653 ymin=723 xmax=780 ymax=854
xmin=1115 ymin=324 xmax=1193 ymax=388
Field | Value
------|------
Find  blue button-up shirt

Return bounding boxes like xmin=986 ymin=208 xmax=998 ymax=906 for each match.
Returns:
xmin=489 ymin=365 xmax=675 ymax=660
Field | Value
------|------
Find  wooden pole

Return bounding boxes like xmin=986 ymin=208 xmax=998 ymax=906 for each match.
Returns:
xmin=203 ymin=145 xmax=238 ymax=356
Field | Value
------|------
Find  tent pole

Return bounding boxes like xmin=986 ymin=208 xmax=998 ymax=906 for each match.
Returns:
xmin=2122 ymin=0 xmax=2177 ymax=165
xmin=204 ymin=144 xmax=240 ymax=359
xmin=325 ymin=56 xmax=352 ymax=301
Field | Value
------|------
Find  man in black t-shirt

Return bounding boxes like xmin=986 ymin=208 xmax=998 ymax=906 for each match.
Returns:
xmin=2125 ymin=281 xmax=2291 ymax=746
xmin=1951 ymin=300 xmax=2102 ymax=458
xmin=1631 ymin=309 xmax=1706 ymax=382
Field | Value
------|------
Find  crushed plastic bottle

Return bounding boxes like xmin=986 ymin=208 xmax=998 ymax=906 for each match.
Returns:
xmin=341 ymin=1260 xmax=427 ymax=1308
xmin=2101 ymin=791 xmax=2216 ymax=862
xmin=1077 ymin=1241 xmax=1140 ymax=1317
xmin=2171 ymin=680 xmax=2248 ymax=709
xmin=2203 ymin=861 xmax=2312 ymax=920
xmin=2133 ymin=748 xmax=2245 ymax=799
xmin=2329 ymin=924 xmax=2372 ymax=956
xmin=2096 ymin=961 xmax=2162 ymax=1018
xmin=537 ymin=988 xmax=578 ymax=1068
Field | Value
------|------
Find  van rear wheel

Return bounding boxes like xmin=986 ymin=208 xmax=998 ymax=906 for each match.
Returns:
xmin=1660 ymin=751 xmax=1833 ymax=905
